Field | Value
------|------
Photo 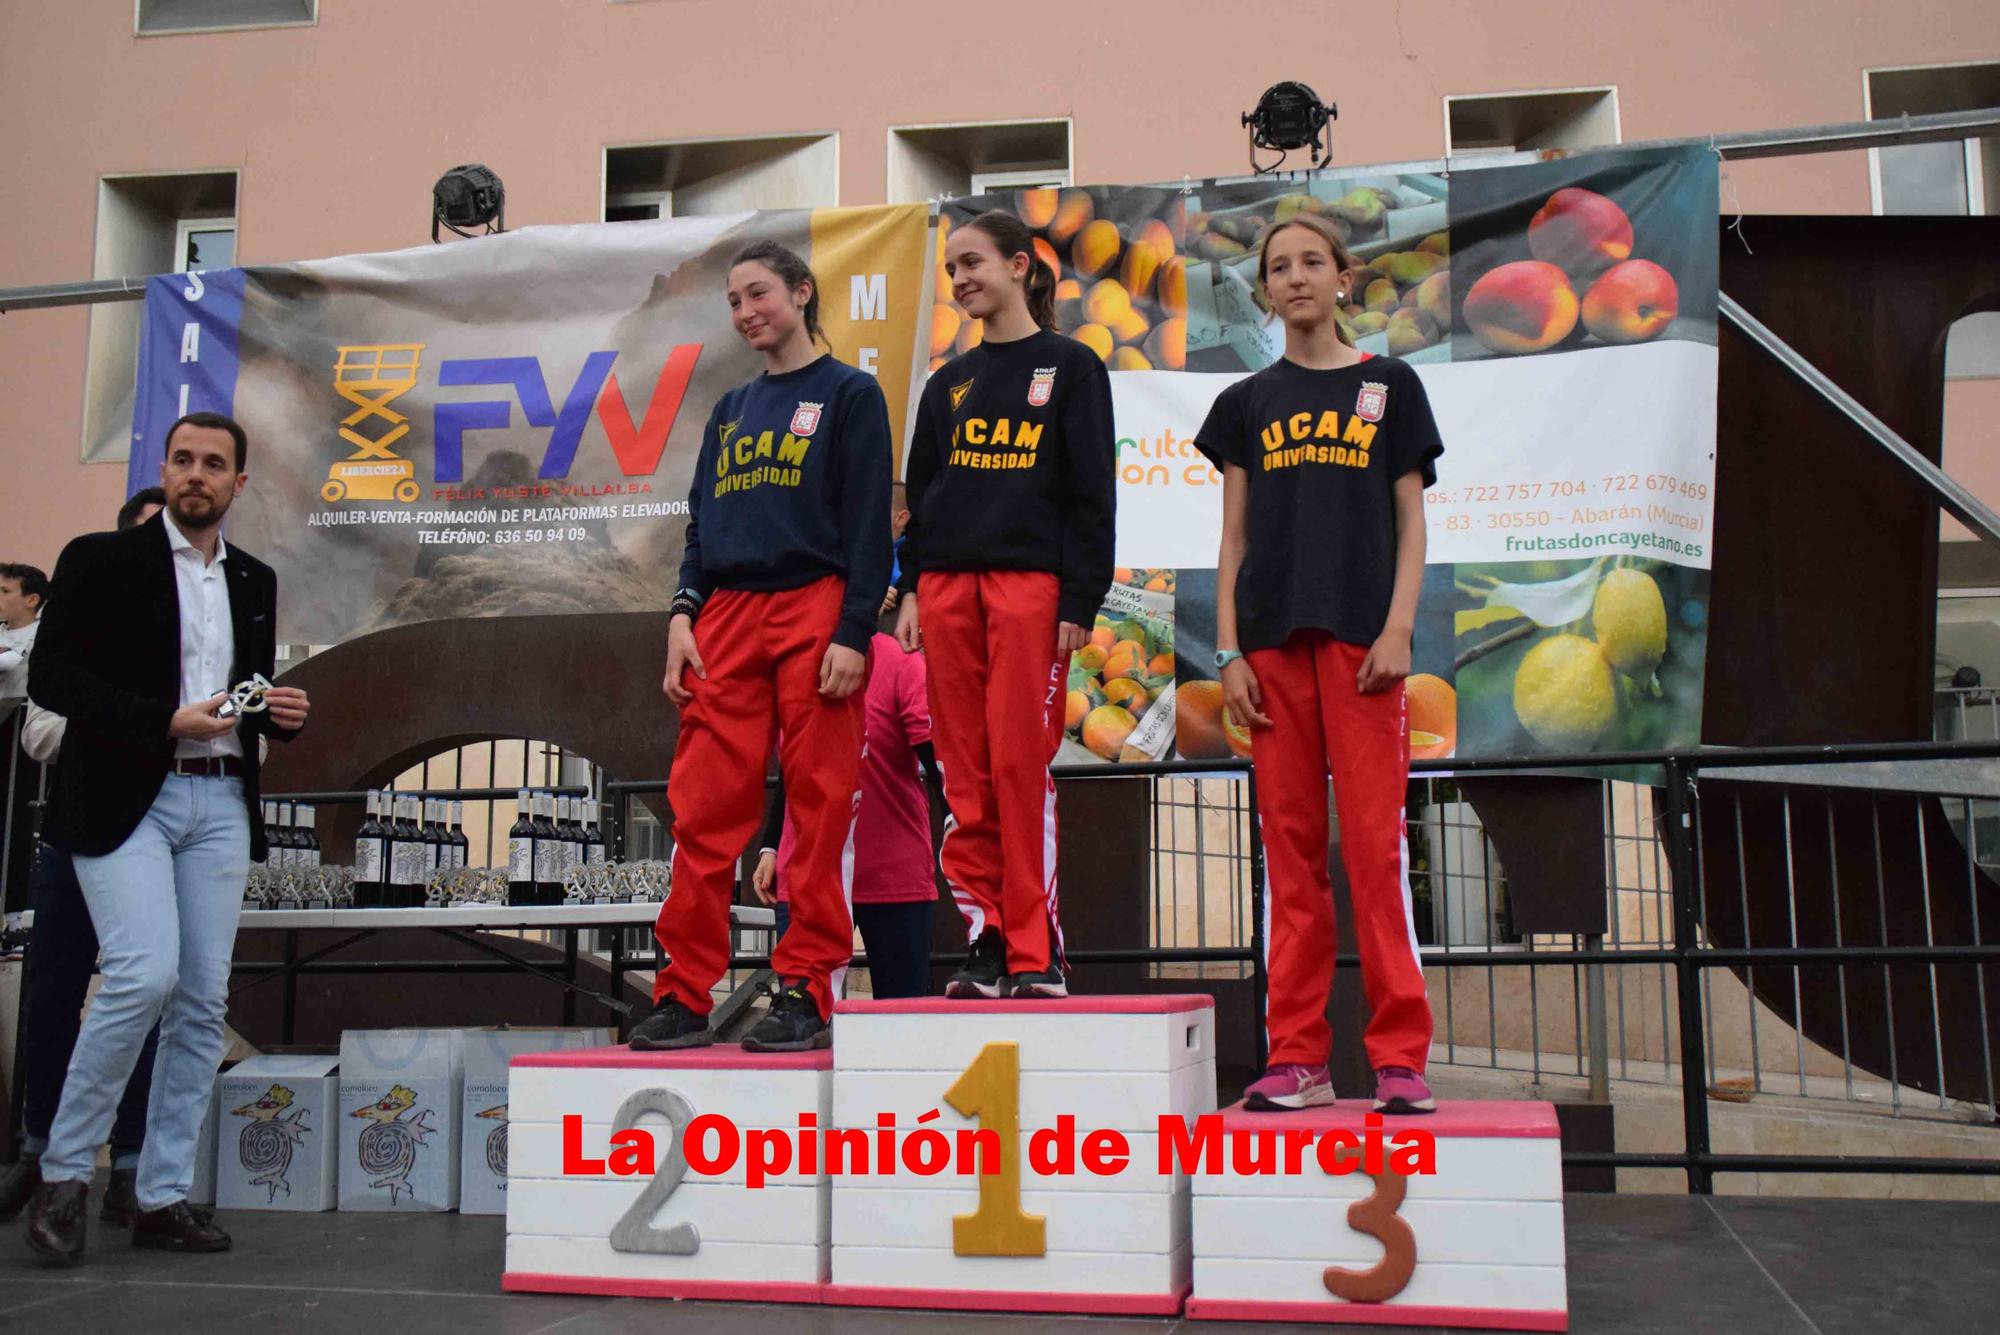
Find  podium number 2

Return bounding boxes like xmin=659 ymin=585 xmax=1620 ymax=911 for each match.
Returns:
xmin=943 ymin=1041 xmax=1046 ymax=1257
xmin=1321 ymin=1145 xmax=1416 ymax=1303
xmin=609 ymin=1086 xmax=700 ymax=1256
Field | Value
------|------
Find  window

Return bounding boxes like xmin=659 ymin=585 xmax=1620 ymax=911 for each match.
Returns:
xmin=175 ymin=217 xmax=236 ymax=272
xmin=1444 ymin=88 xmax=1620 ymax=156
xmin=136 ymin=0 xmax=316 ymax=35
xmin=602 ymin=135 xmax=837 ymax=220
xmin=887 ymin=120 xmax=1071 ymax=204
xmin=81 ymin=170 xmax=237 ymax=463
xmin=604 ymin=191 xmax=670 ymax=224
xmin=1867 ymin=62 xmax=2000 ymax=216
xmin=969 ymin=166 xmax=1072 ymax=196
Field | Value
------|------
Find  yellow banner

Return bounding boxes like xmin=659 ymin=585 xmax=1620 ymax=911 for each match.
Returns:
xmin=809 ymin=203 xmax=929 ymax=474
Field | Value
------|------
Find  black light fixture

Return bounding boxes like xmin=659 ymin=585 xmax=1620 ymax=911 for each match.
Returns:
xmin=432 ymin=164 xmax=506 ymax=242
xmin=1243 ymin=82 xmax=1337 ymax=175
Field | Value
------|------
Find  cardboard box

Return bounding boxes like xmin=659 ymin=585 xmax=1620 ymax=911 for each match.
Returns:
xmin=216 ymin=1054 xmax=341 ymax=1211
xmin=459 ymin=1027 xmax=613 ymax=1216
xmin=338 ymin=1029 xmax=464 ymax=1211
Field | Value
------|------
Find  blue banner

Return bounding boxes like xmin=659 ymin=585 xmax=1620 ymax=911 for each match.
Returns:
xmin=129 ymin=266 xmax=247 ymax=494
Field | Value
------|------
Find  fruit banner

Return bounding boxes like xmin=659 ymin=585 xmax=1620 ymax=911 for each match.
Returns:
xmin=931 ymin=146 xmax=1717 ymax=765
xmin=129 ymin=204 xmax=930 ymax=647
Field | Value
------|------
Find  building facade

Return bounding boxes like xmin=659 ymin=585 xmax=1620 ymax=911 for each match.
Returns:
xmin=1 ymin=0 xmax=1995 ymax=582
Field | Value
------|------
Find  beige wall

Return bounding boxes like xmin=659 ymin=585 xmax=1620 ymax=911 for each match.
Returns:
xmin=2 ymin=0 xmax=1996 ymax=569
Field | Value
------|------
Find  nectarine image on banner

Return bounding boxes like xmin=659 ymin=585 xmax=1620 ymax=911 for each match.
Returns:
xmin=1183 ymin=173 xmax=1451 ymax=371
xmin=1448 ymin=147 xmax=1718 ymax=363
xmin=933 ymin=187 xmax=1187 ymax=374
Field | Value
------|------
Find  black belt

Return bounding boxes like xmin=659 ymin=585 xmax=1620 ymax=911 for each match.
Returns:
xmin=171 ymin=754 xmax=244 ymax=778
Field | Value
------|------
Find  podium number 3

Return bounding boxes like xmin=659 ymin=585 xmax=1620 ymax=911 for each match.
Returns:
xmin=609 ymin=1087 xmax=700 ymax=1256
xmin=1322 ymin=1144 xmax=1416 ymax=1303
xmin=943 ymin=1041 xmax=1047 ymax=1257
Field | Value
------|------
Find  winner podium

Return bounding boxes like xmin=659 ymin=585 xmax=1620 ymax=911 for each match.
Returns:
xmin=497 ymin=995 xmax=1568 ymax=1326
xmin=823 ymin=996 xmax=1216 ymax=1314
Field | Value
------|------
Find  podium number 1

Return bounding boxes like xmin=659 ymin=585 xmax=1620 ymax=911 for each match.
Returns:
xmin=943 ymin=1041 xmax=1046 ymax=1257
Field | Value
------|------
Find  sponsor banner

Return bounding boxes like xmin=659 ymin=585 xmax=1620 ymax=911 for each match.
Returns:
xmin=133 ymin=206 xmax=929 ymax=647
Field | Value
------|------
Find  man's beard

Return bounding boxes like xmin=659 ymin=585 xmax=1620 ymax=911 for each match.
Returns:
xmin=168 ymin=491 xmax=231 ymax=532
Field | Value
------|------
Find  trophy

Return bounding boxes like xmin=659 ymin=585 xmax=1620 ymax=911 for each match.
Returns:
xmin=216 ymin=672 xmax=274 ymax=720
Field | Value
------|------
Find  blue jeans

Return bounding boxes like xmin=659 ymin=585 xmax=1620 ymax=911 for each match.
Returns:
xmin=42 ymin=775 xmax=248 ymax=1209
xmin=20 ymin=840 xmax=159 ymax=1167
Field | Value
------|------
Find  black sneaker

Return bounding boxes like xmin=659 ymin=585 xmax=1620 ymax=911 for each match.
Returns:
xmin=946 ymin=927 xmax=1007 ymax=999
xmin=1007 ymin=967 xmax=1069 ymax=998
xmin=628 ymin=996 xmax=713 ymax=1050
xmin=741 ymin=979 xmax=830 ymax=1052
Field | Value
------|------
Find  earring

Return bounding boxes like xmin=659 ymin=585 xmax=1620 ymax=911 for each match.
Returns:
xmin=1337 ymin=291 xmax=1348 ymax=302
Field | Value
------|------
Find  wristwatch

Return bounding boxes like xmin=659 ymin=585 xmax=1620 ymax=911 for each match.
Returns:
xmin=1215 ymin=649 xmax=1244 ymax=670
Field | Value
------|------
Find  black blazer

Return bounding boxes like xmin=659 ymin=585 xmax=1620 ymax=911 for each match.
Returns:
xmin=28 ymin=513 xmax=298 ymax=860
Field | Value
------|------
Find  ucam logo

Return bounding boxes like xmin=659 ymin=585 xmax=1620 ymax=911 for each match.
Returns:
xmin=431 ymin=345 xmax=705 ymax=485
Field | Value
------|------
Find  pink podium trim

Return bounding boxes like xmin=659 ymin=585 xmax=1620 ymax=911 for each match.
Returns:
xmin=822 ymin=1282 xmax=1190 ymax=1315
xmin=512 ymin=1046 xmax=833 ymax=1071
xmin=502 ymin=1272 xmax=823 ymax=1303
xmin=1213 ymin=1099 xmax=1560 ymax=1139
xmin=1185 ymin=1297 xmax=1567 ymax=1329
xmin=834 ymin=995 xmax=1214 ymax=1016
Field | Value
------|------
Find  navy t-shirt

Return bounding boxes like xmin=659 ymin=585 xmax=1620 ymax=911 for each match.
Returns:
xmin=899 ymin=330 xmax=1117 ymax=627
xmin=1194 ymin=354 xmax=1443 ymax=653
xmin=677 ymin=354 xmax=893 ymax=653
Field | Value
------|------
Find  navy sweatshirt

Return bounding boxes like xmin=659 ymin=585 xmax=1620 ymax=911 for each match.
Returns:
xmin=676 ymin=355 xmax=893 ymax=653
xmin=898 ymin=330 xmax=1117 ymax=627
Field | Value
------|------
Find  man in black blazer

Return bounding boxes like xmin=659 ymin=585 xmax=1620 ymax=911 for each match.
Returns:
xmin=24 ymin=412 xmax=309 ymax=1266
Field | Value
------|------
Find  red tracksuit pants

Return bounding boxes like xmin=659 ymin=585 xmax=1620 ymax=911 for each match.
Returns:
xmin=1250 ymin=632 xmax=1433 ymax=1071
xmin=920 ymin=571 xmax=1066 ymax=974
xmin=654 ymin=577 xmax=864 ymax=1019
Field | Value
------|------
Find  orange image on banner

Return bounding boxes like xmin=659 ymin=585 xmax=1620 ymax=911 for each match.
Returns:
xmin=808 ymin=204 xmax=928 ymax=476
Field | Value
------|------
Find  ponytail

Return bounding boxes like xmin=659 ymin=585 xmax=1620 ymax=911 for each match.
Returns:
xmin=728 ymin=239 xmax=827 ymax=349
xmin=964 ymin=210 xmax=1057 ymax=332
xmin=1023 ymin=255 xmax=1058 ymax=333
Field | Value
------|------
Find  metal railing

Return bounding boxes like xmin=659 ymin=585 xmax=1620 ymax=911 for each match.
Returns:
xmin=9 ymin=703 xmax=2000 ymax=1192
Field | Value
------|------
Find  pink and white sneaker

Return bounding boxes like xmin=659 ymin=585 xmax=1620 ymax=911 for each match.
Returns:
xmin=1243 ymin=1063 xmax=1334 ymax=1111
xmin=1373 ymin=1066 xmax=1436 ymax=1114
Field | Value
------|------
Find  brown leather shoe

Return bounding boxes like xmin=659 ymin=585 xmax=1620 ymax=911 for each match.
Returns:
xmin=25 ymin=1180 xmax=87 ymax=1266
xmin=0 ymin=1153 xmax=42 ymax=1222
xmin=131 ymin=1200 xmax=231 ymax=1253
xmin=100 ymin=1168 xmax=137 ymax=1227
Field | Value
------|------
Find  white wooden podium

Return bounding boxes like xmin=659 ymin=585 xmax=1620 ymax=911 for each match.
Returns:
xmin=821 ymin=996 xmax=1216 ymax=1314
xmin=502 ymin=1046 xmax=833 ymax=1302
xmin=1186 ymin=1100 xmax=1568 ymax=1330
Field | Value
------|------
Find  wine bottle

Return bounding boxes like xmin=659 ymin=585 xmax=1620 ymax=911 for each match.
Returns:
xmin=556 ymin=796 xmax=578 ymax=879
xmin=353 ymin=791 xmax=386 ymax=906
xmin=418 ymin=799 xmax=439 ymax=883
xmin=394 ymin=791 xmax=422 ymax=907
xmin=450 ymin=800 xmax=470 ymax=870
xmin=532 ymin=791 xmax=562 ymax=905
xmin=255 ymin=802 xmax=273 ymax=867
xmin=508 ymin=790 xmax=536 ymax=906
xmin=584 ymin=797 xmax=607 ymax=866
xmin=297 ymin=803 xmax=321 ymax=871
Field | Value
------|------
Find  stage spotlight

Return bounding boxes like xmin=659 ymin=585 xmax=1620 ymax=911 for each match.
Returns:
xmin=1242 ymin=82 xmax=1337 ymax=175
xmin=432 ymin=164 xmax=506 ymax=242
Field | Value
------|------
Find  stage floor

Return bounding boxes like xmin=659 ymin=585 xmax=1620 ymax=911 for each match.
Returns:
xmin=0 ymin=1191 xmax=1992 ymax=1333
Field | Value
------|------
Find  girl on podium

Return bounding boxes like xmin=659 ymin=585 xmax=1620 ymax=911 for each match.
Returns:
xmin=895 ymin=211 xmax=1116 ymax=999
xmin=1193 ymin=213 xmax=1441 ymax=1113
xmin=634 ymin=240 xmax=891 ymax=1053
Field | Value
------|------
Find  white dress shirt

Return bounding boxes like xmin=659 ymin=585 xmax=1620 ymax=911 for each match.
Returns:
xmin=165 ymin=516 xmax=243 ymax=760
xmin=0 ymin=616 xmax=37 ymax=705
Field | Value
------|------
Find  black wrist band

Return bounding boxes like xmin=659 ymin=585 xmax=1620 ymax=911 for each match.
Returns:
xmin=670 ymin=592 xmax=702 ymax=623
